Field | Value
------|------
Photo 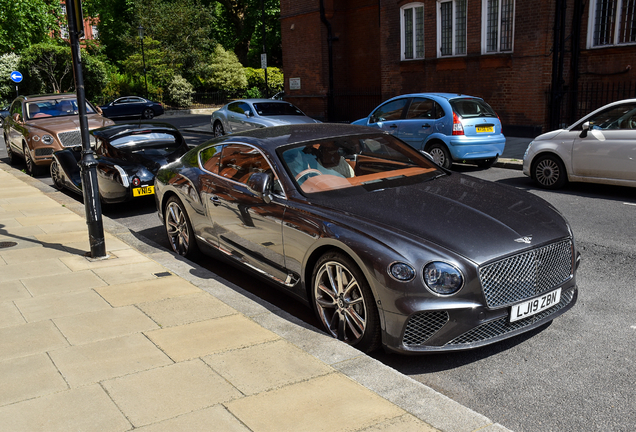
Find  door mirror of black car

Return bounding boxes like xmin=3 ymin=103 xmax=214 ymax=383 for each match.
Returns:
xmin=246 ymin=172 xmax=272 ymax=203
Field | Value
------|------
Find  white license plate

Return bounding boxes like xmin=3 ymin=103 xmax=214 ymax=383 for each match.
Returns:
xmin=510 ymin=288 xmax=561 ymax=322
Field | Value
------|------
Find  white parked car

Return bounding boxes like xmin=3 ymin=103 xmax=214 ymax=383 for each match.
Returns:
xmin=523 ymin=99 xmax=636 ymax=189
xmin=211 ymin=99 xmax=320 ymax=137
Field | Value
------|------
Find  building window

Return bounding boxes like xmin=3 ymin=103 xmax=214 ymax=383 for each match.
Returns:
xmin=482 ymin=0 xmax=515 ymax=53
xmin=438 ymin=0 xmax=467 ymax=56
xmin=401 ymin=3 xmax=425 ymax=60
xmin=589 ymin=0 xmax=636 ymax=47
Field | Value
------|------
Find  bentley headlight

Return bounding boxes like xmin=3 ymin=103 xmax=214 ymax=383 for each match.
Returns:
xmin=388 ymin=262 xmax=415 ymax=282
xmin=42 ymin=135 xmax=54 ymax=145
xmin=423 ymin=262 xmax=463 ymax=295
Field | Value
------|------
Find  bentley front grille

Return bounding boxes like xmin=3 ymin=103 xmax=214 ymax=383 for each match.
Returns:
xmin=479 ymin=239 xmax=573 ymax=309
xmin=58 ymin=130 xmax=82 ymax=147
xmin=403 ymin=310 xmax=449 ymax=346
xmin=446 ymin=288 xmax=575 ymax=346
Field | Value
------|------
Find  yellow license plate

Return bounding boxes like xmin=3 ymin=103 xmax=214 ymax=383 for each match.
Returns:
xmin=133 ymin=185 xmax=155 ymax=197
xmin=476 ymin=126 xmax=494 ymax=133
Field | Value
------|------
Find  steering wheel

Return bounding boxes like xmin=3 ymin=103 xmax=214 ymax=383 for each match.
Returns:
xmin=295 ymin=168 xmax=323 ymax=182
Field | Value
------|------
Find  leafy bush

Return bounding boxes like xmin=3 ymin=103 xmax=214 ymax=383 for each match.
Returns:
xmin=0 ymin=53 xmax=20 ymax=105
xmin=244 ymin=67 xmax=284 ymax=97
xmin=196 ymin=45 xmax=247 ymax=91
xmin=165 ymin=74 xmax=193 ymax=108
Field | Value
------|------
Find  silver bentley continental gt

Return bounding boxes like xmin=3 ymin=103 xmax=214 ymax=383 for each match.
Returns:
xmin=155 ymin=124 xmax=580 ymax=354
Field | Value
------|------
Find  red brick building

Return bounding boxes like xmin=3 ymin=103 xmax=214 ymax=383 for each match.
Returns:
xmin=280 ymin=0 xmax=636 ymax=135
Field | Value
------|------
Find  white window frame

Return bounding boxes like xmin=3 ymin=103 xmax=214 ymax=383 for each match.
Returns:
xmin=437 ymin=0 xmax=468 ymax=57
xmin=401 ymin=3 xmax=425 ymax=61
xmin=587 ymin=0 xmax=636 ymax=48
xmin=481 ymin=0 xmax=515 ymax=54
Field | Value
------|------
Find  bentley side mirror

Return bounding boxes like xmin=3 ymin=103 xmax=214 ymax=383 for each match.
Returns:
xmin=12 ymin=113 xmax=23 ymax=124
xmin=96 ymin=107 xmax=104 ymax=115
xmin=246 ymin=172 xmax=273 ymax=203
xmin=245 ymin=110 xmax=253 ymax=117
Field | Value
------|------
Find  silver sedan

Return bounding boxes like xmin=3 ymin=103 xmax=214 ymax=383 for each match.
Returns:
xmin=210 ymin=99 xmax=320 ymax=137
xmin=523 ymin=98 xmax=636 ymax=189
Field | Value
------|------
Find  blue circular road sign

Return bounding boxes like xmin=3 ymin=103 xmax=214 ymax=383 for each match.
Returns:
xmin=10 ymin=71 xmax=23 ymax=83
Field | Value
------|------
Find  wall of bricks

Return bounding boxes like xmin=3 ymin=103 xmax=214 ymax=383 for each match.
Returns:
xmin=281 ymin=0 xmax=636 ymax=132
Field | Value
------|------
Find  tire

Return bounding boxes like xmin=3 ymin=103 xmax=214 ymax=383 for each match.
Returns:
xmin=164 ymin=196 xmax=199 ymax=258
xmin=23 ymin=143 xmax=44 ymax=177
xmin=311 ymin=251 xmax=381 ymax=353
xmin=532 ymin=154 xmax=567 ymax=189
xmin=5 ymin=136 xmax=16 ymax=165
xmin=213 ymin=121 xmax=225 ymax=137
xmin=50 ymin=159 xmax=64 ymax=190
xmin=427 ymin=143 xmax=452 ymax=169
xmin=142 ymin=108 xmax=154 ymax=119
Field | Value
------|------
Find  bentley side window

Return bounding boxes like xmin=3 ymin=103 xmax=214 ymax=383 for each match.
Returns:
xmin=199 ymin=145 xmax=223 ymax=174
xmin=219 ymin=144 xmax=282 ymax=194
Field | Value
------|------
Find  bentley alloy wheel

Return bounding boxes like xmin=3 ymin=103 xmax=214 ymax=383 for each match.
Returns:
xmin=312 ymin=252 xmax=380 ymax=352
xmin=165 ymin=197 xmax=198 ymax=258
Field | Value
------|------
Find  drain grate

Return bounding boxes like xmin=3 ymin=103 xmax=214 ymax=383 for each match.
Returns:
xmin=0 ymin=242 xmax=18 ymax=249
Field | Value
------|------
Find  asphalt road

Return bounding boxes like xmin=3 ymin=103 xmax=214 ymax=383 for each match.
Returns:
xmin=3 ymin=115 xmax=635 ymax=431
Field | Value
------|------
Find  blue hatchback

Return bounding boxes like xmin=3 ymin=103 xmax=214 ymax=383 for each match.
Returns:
xmin=352 ymin=93 xmax=505 ymax=168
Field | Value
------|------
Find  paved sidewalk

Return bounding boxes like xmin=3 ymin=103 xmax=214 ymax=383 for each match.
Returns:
xmin=0 ymin=163 xmax=511 ymax=432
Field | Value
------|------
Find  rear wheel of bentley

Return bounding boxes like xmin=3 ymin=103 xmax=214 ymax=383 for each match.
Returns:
xmin=164 ymin=196 xmax=199 ymax=258
xmin=311 ymin=252 xmax=381 ymax=353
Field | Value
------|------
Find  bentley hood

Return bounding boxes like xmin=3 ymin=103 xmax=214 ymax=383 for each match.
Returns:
xmin=312 ymin=173 xmax=572 ymax=265
xmin=27 ymin=114 xmax=114 ymax=135
xmin=264 ymin=116 xmax=321 ymax=126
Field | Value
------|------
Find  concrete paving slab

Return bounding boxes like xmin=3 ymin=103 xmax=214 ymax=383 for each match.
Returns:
xmin=0 ymin=258 xmax=71 ymax=283
xmin=0 ymin=198 xmax=61 ymax=211
xmin=138 ymin=291 xmax=237 ymax=327
xmin=334 ymin=355 xmax=494 ymax=432
xmin=0 ymin=226 xmax=45 ymax=241
xmin=132 ymin=405 xmax=250 ymax=432
xmin=33 ymin=230 xmax=89 ymax=245
xmin=96 ymin=275 xmax=202 ymax=307
xmin=0 ymin=243 xmax=73 ymax=264
xmin=60 ymin=248 xmax=153 ymax=271
xmin=91 ymin=260 xmax=170 ymax=285
xmin=0 ymin=320 xmax=68 ymax=361
xmin=145 ymin=315 xmax=280 ymax=361
xmin=102 ymin=359 xmax=242 ymax=428
xmin=17 ymin=205 xmax=76 ymax=217
xmin=49 ymin=333 xmax=173 ymax=387
xmin=14 ymin=213 xmax=82 ymax=227
xmin=15 ymin=290 xmax=112 ymax=323
xmin=358 ymin=414 xmax=440 ymax=432
xmin=225 ymin=373 xmax=405 ymax=432
xmin=0 ymin=279 xmax=31 ymax=303
xmin=203 ymin=339 xmax=333 ymax=395
xmin=53 ymin=305 xmax=160 ymax=345
xmin=0 ymin=384 xmax=131 ymax=432
xmin=0 ymin=301 xmax=26 ymax=328
xmin=37 ymin=220 xmax=91 ymax=234
xmin=0 ymin=186 xmax=40 ymax=199
xmin=21 ymin=270 xmax=107 ymax=296
xmin=0 ymin=353 xmax=68 ymax=406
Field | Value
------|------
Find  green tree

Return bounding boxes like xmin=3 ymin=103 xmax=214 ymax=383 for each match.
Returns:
xmin=165 ymin=74 xmax=194 ymax=108
xmin=0 ymin=53 xmax=20 ymax=105
xmin=84 ymin=0 xmax=137 ymax=67
xmin=18 ymin=42 xmax=109 ymax=100
xmin=244 ymin=66 xmax=283 ymax=96
xmin=0 ymin=0 xmax=62 ymax=53
xmin=196 ymin=45 xmax=247 ymax=92
xmin=208 ymin=0 xmax=281 ymax=67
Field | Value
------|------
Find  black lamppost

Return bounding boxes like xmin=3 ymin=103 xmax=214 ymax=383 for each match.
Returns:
xmin=66 ymin=0 xmax=107 ymax=259
xmin=138 ymin=25 xmax=149 ymax=99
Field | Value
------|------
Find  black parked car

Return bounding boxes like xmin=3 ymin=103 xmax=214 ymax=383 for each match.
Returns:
xmin=155 ymin=124 xmax=580 ymax=354
xmin=100 ymin=96 xmax=164 ymax=120
xmin=51 ymin=123 xmax=189 ymax=204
